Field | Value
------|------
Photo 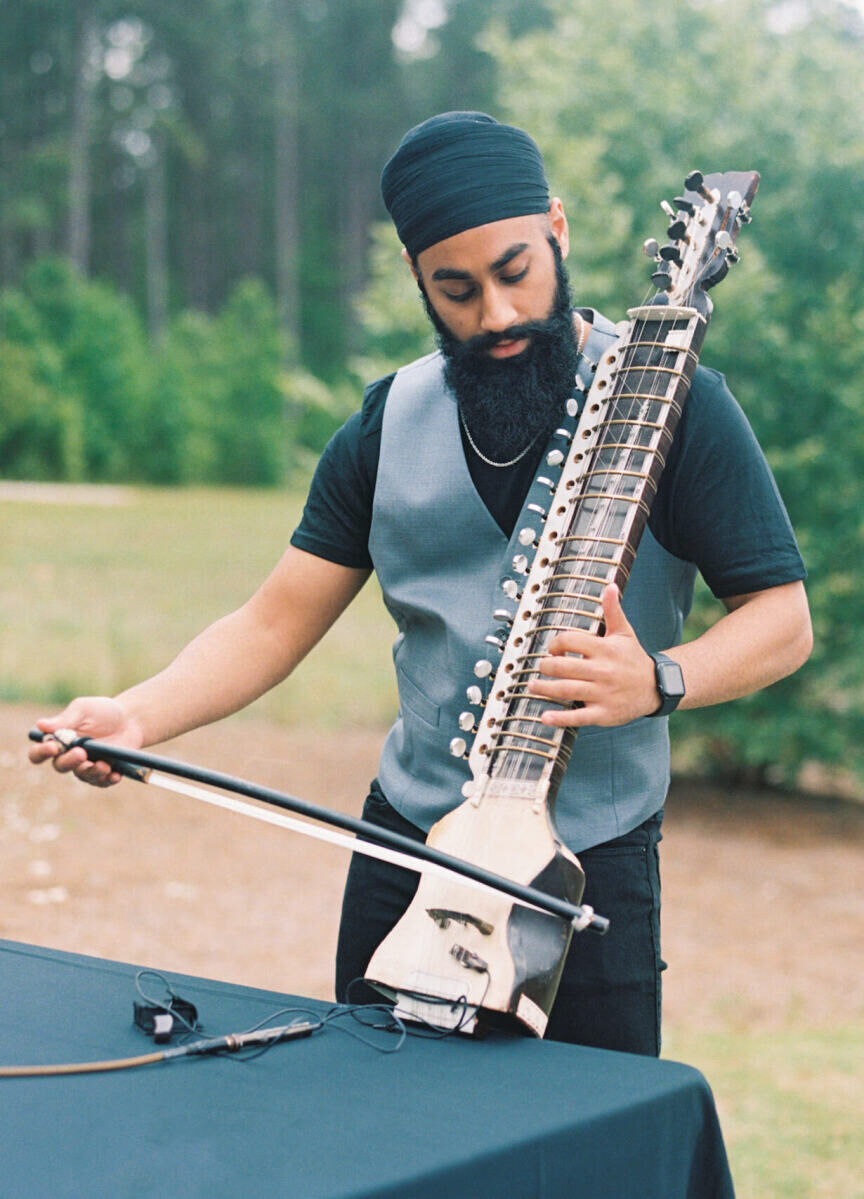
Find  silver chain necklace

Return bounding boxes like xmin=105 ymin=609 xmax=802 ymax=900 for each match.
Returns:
xmin=458 ymin=311 xmax=587 ymax=469
xmin=458 ymin=407 xmax=539 ymax=468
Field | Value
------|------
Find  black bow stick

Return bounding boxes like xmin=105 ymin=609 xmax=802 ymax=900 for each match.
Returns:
xmin=29 ymin=729 xmax=609 ymax=934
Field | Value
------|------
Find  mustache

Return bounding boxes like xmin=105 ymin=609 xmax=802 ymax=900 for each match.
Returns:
xmin=460 ymin=320 xmax=551 ymax=356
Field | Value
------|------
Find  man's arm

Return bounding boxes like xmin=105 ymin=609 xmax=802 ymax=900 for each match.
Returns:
xmin=530 ymin=580 xmax=812 ymax=727
xmin=29 ymin=547 xmax=371 ymax=784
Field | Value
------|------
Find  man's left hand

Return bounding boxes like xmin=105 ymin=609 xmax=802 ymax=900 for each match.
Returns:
xmin=528 ymin=584 xmax=660 ymax=727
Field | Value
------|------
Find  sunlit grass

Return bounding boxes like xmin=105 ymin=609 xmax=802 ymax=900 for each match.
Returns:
xmin=664 ymin=1020 xmax=864 ymax=1199
xmin=0 ymin=483 xmax=397 ymax=727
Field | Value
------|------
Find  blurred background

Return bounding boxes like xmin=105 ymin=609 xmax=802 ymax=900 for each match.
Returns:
xmin=2 ymin=3 xmax=863 ymax=1195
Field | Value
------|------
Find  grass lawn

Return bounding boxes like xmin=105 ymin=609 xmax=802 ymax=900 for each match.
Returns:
xmin=0 ymin=482 xmax=398 ymax=727
xmin=664 ymin=1022 xmax=864 ymax=1199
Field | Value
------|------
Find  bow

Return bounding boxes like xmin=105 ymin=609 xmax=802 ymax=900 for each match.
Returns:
xmin=28 ymin=729 xmax=609 ymax=934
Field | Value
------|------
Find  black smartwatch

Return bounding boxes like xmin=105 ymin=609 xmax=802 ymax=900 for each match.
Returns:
xmin=648 ymin=652 xmax=685 ymax=717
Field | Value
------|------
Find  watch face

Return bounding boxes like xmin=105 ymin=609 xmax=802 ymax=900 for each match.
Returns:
xmin=657 ymin=659 xmax=685 ymax=699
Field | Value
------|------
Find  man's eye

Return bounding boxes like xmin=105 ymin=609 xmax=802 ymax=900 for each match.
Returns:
xmin=500 ymin=266 xmax=528 ymax=285
xmin=443 ymin=289 xmax=475 ymax=303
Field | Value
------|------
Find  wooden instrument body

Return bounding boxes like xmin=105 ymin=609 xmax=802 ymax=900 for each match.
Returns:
xmin=365 ymin=787 xmax=584 ymax=1036
xmin=366 ymin=171 xmax=760 ymax=1036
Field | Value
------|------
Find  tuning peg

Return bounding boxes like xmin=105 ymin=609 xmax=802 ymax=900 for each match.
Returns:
xmin=666 ymin=216 xmax=688 ymax=240
xmin=526 ymin=502 xmax=547 ymax=521
xmin=545 ymin=449 xmax=565 ymax=468
xmin=512 ymin=553 xmax=529 ymax=575
xmin=466 ymin=684 xmax=484 ymax=706
xmin=658 ymin=244 xmax=683 ymax=266
xmin=484 ymin=633 xmax=507 ymax=653
xmin=685 ymin=170 xmax=719 ymax=203
xmin=492 ymin=608 xmax=514 ymax=626
xmin=715 ymin=230 xmax=740 ymax=262
xmin=449 ymin=737 xmax=469 ymax=758
xmin=535 ymin=475 xmax=557 ymax=493
xmin=643 ymin=238 xmax=660 ymax=259
xmin=673 ymin=196 xmax=695 ymax=215
xmin=473 ymin=658 xmax=493 ymax=678
xmin=660 ymin=200 xmax=676 ymax=218
xmin=518 ymin=527 xmax=538 ymax=547
xmin=651 ymin=268 xmax=673 ymax=291
xmin=501 ymin=578 xmax=521 ymax=601
xmin=458 ymin=711 xmax=476 ymax=733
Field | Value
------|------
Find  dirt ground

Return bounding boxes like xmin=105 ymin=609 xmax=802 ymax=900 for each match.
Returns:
xmin=3 ymin=702 xmax=862 ymax=1030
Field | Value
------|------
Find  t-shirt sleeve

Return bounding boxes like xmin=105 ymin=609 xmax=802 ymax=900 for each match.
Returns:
xmin=650 ymin=366 xmax=806 ymax=599
xmin=289 ymin=374 xmax=392 ymax=569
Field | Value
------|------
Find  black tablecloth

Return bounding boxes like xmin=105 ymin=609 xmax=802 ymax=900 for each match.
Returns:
xmin=0 ymin=940 xmax=734 ymax=1198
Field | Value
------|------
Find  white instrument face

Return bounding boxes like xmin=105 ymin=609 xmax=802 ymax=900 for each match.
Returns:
xmin=366 ymin=170 xmax=759 ymax=1036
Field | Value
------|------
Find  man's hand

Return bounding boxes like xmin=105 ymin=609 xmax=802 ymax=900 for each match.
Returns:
xmin=528 ymin=584 xmax=660 ymax=728
xmin=28 ymin=697 xmax=144 ymax=787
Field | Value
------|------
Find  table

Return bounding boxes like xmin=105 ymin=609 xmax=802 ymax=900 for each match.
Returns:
xmin=0 ymin=940 xmax=734 ymax=1198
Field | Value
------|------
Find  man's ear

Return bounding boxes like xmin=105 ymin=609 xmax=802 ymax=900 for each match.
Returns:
xmin=401 ymin=246 xmax=420 ymax=282
xmin=548 ymin=197 xmax=569 ymax=259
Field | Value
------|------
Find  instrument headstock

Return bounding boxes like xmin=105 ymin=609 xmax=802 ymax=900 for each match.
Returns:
xmin=645 ymin=169 xmax=760 ymax=313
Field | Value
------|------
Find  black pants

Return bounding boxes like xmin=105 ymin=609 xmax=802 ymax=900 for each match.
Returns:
xmin=335 ymin=787 xmax=665 ymax=1056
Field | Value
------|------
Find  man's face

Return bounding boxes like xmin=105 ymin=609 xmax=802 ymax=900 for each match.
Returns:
xmin=412 ymin=206 xmax=567 ymax=357
xmin=408 ymin=201 xmax=580 ymax=459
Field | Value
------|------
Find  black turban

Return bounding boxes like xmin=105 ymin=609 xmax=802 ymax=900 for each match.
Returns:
xmin=381 ymin=111 xmax=550 ymax=259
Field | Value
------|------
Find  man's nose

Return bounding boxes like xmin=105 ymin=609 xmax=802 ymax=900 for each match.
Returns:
xmin=478 ymin=285 xmax=518 ymax=334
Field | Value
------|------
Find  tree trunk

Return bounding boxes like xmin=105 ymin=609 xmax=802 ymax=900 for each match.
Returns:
xmin=67 ymin=3 xmax=99 ymax=272
xmin=144 ymin=135 xmax=169 ymax=341
xmin=273 ymin=0 xmax=301 ymax=358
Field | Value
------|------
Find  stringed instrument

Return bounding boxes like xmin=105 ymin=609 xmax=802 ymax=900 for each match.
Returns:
xmin=365 ymin=169 xmax=760 ymax=1036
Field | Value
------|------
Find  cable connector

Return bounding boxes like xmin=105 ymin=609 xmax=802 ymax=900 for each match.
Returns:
xmin=133 ymin=998 xmax=198 ymax=1043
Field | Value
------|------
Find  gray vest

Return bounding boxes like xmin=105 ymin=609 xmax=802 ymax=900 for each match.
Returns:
xmin=369 ymin=316 xmax=697 ymax=852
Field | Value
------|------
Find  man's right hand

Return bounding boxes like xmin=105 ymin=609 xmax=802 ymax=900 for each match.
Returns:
xmin=28 ymin=698 xmax=144 ymax=787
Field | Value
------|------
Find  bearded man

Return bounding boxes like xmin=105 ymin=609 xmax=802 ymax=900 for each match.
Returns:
xmin=32 ymin=112 xmax=811 ymax=1055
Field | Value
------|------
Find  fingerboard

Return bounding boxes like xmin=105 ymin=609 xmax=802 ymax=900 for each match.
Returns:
xmin=467 ymin=304 xmax=706 ymax=807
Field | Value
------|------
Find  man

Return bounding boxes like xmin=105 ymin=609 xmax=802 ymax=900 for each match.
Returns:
xmin=31 ymin=112 xmax=811 ymax=1055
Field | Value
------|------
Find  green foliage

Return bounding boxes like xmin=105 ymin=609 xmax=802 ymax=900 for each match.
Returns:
xmin=1 ymin=258 xmax=153 ymax=481
xmin=145 ymin=276 xmax=289 ymax=485
xmin=208 ymin=278 xmax=287 ymax=485
xmin=0 ymin=259 xmax=338 ymax=487
xmin=351 ymin=222 xmax=435 ymax=381
xmin=0 ymin=337 xmax=84 ymax=481
xmin=284 ymin=368 xmax=359 ymax=457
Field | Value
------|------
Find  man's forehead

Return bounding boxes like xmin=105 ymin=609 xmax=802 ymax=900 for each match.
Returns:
xmin=417 ymin=211 xmax=550 ymax=274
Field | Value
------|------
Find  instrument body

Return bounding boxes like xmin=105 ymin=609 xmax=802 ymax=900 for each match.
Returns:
xmin=366 ymin=171 xmax=760 ymax=1035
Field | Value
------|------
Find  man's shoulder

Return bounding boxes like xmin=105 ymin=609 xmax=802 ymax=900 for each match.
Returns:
xmin=391 ymin=348 xmax=443 ymax=378
xmin=361 ymin=349 xmax=442 ymax=410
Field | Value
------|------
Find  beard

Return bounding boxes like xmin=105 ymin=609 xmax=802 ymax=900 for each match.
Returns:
xmin=420 ymin=238 xmax=581 ymax=461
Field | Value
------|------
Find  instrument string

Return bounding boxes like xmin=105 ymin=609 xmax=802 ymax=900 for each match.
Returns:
xmin=492 ymin=303 xmax=694 ymax=785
